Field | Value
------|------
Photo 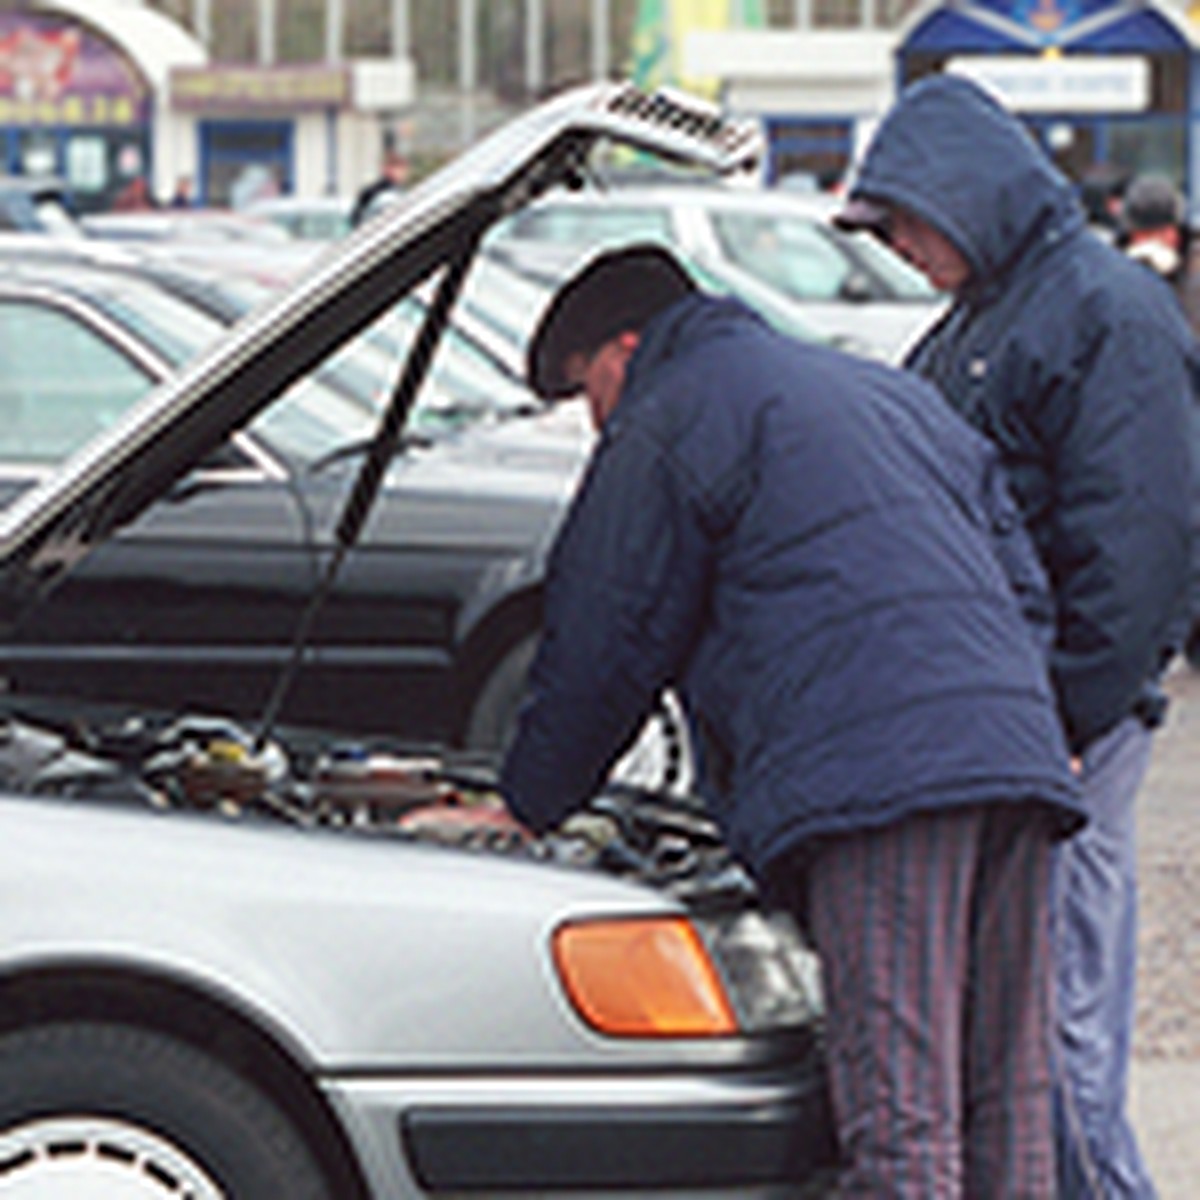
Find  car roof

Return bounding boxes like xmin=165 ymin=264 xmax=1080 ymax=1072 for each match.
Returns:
xmin=516 ymin=180 xmax=842 ymax=216
xmin=0 ymin=174 xmax=70 ymax=196
xmin=0 ymin=82 xmax=761 ymax=614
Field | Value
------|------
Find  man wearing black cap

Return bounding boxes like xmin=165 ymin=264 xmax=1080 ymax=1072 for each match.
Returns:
xmin=499 ymin=241 xmax=1086 ymax=1195
xmin=834 ymin=74 xmax=1195 ymax=1198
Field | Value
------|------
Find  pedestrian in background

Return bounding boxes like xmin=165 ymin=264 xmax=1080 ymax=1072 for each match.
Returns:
xmin=351 ymin=148 xmax=409 ymax=227
xmin=498 ymin=244 xmax=1086 ymax=1196
xmin=1078 ymin=162 xmax=1129 ymax=244
xmin=168 ymin=174 xmax=195 ymax=210
xmin=1117 ymin=174 xmax=1200 ymax=330
xmin=111 ymin=174 xmax=156 ymax=212
xmin=1117 ymin=175 xmax=1200 ymax=678
xmin=836 ymin=72 xmax=1196 ymax=1198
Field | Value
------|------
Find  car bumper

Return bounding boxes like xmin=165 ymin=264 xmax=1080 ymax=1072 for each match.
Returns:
xmin=325 ymin=1060 xmax=836 ymax=1197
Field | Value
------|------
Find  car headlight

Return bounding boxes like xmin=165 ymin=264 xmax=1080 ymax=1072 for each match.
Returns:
xmin=551 ymin=910 xmax=822 ymax=1038
xmin=700 ymin=909 xmax=824 ymax=1032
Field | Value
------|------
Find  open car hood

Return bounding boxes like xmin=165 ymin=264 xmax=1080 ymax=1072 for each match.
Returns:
xmin=0 ymin=83 xmax=760 ymax=623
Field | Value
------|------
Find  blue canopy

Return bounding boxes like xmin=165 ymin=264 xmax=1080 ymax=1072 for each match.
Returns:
xmin=900 ymin=0 xmax=1193 ymax=55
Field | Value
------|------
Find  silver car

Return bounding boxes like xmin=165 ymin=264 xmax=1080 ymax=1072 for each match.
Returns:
xmin=487 ymin=183 xmax=947 ymax=361
xmin=0 ymin=85 xmax=835 ymax=1198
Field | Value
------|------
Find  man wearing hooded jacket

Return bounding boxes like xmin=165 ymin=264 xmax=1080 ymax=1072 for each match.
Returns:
xmin=499 ymin=243 xmax=1086 ymax=1196
xmin=835 ymin=73 xmax=1196 ymax=1198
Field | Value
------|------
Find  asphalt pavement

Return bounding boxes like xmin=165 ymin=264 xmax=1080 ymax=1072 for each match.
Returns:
xmin=1129 ymin=659 xmax=1200 ymax=1198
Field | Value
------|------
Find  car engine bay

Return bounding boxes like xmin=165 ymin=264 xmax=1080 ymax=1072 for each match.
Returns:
xmin=0 ymin=709 xmax=755 ymax=910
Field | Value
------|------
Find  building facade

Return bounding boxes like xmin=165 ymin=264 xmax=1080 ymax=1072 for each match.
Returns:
xmin=689 ymin=0 xmax=1200 ymax=208
xmin=0 ymin=0 xmax=413 ymax=212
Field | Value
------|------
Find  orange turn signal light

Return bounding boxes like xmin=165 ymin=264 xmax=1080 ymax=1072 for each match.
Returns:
xmin=552 ymin=916 xmax=738 ymax=1037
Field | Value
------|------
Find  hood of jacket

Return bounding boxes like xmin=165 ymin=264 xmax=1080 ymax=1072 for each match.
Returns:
xmin=849 ymin=74 xmax=1084 ymax=294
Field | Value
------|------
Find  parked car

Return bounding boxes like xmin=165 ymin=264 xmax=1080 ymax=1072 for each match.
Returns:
xmin=0 ymin=174 xmax=80 ymax=236
xmin=0 ymin=256 xmax=592 ymax=761
xmin=487 ymin=183 xmax=947 ymax=359
xmin=477 ymin=236 xmax=839 ymax=356
xmin=82 ymin=207 xmax=294 ymax=245
xmin=0 ymin=81 xmax=836 ymax=1197
xmin=246 ymin=193 xmax=355 ymax=241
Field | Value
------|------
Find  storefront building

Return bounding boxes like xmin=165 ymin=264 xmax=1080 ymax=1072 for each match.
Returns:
xmin=169 ymin=60 xmax=413 ymax=208
xmin=0 ymin=0 xmax=413 ymax=213
xmin=0 ymin=0 xmax=202 ymax=213
xmin=897 ymin=0 xmax=1200 ymax=209
xmin=688 ymin=1 xmax=1200 ymax=207
xmin=685 ymin=28 xmax=895 ymax=187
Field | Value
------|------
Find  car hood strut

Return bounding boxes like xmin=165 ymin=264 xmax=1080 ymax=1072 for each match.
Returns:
xmin=254 ymin=229 xmax=486 ymax=751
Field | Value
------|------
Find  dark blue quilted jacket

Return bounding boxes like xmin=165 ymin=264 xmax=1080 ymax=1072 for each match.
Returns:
xmin=847 ymin=73 xmax=1196 ymax=751
xmin=501 ymin=295 xmax=1083 ymax=878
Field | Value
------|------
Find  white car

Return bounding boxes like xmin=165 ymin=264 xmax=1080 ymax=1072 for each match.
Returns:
xmin=0 ymin=84 xmax=836 ymax=1198
xmin=488 ymin=183 xmax=948 ymax=360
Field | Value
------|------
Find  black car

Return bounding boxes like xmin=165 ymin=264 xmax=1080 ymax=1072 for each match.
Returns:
xmin=0 ymin=256 xmax=598 ymax=763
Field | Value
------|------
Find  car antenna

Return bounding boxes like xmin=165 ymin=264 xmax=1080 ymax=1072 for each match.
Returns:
xmin=253 ymin=232 xmax=484 ymax=753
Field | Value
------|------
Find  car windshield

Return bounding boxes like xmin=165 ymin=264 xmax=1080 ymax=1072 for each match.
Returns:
xmin=366 ymin=294 xmax=536 ymax=426
xmin=77 ymin=275 xmax=375 ymax=463
xmin=840 ymin=229 xmax=942 ymax=299
xmin=709 ymin=211 xmax=858 ymax=300
xmin=712 ymin=209 xmax=941 ymax=302
xmin=459 ymin=251 xmax=554 ymax=351
xmin=88 ymin=279 xmax=230 ymax=366
xmin=96 ymin=268 xmax=538 ymax=464
xmin=501 ymin=201 xmax=673 ymax=245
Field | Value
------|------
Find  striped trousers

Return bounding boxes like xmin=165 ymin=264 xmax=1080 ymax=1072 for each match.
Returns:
xmin=800 ymin=804 xmax=1058 ymax=1199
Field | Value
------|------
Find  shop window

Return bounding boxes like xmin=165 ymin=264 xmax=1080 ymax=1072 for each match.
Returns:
xmin=201 ymin=122 xmax=291 ymax=209
xmin=1107 ymin=119 xmax=1186 ymax=189
xmin=765 ymin=119 xmax=851 ymax=191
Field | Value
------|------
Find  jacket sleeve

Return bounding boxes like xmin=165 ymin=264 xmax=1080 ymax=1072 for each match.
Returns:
xmin=499 ymin=422 xmax=712 ymax=833
xmin=1043 ymin=316 xmax=1194 ymax=750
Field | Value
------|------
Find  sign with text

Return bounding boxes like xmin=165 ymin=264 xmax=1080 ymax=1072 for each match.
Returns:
xmin=948 ymin=55 xmax=1149 ymax=113
xmin=171 ymin=65 xmax=350 ymax=114
xmin=0 ymin=14 xmax=148 ymax=127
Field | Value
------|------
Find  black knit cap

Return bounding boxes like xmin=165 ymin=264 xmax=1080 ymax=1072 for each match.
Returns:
xmin=1122 ymin=174 xmax=1184 ymax=232
xmin=526 ymin=243 xmax=697 ymax=401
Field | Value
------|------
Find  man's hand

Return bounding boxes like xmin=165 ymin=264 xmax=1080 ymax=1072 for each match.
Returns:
xmin=397 ymin=795 xmax=533 ymax=851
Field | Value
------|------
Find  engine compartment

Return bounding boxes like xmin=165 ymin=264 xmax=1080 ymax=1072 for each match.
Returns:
xmin=0 ymin=710 xmax=755 ymax=909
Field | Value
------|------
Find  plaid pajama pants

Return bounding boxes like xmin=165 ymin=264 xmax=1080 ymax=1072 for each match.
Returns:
xmin=800 ymin=804 xmax=1058 ymax=1199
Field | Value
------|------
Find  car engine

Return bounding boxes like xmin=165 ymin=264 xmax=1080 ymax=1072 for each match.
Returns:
xmin=0 ymin=711 xmax=755 ymax=909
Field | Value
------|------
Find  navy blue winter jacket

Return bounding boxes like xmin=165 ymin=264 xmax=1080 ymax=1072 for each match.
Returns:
xmin=500 ymin=295 xmax=1083 ymax=879
xmin=846 ymin=74 xmax=1196 ymax=752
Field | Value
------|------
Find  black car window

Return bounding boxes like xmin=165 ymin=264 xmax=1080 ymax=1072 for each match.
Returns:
xmin=0 ymin=299 xmax=153 ymax=464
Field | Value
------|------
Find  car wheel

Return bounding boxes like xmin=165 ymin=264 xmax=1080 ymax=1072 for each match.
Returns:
xmin=465 ymin=635 xmax=539 ymax=755
xmin=466 ymin=635 xmax=695 ymax=794
xmin=0 ymin=1022 xmax=332 ymax=1199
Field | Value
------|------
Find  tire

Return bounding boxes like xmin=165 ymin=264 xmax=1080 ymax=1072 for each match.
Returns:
xmin=0 ymin=1022 xmax=333 ymax=1199
xmin=465 ymin=635 xmax=695 ymax=795
xmin=465 ymin=635 xmax=539 ymax=755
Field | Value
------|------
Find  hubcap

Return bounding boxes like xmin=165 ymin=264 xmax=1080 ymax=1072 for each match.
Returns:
xmin=0 ymin=1116 xmax=225 ymax=1198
